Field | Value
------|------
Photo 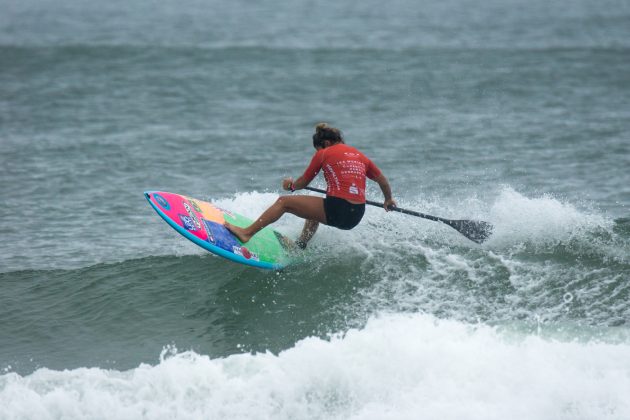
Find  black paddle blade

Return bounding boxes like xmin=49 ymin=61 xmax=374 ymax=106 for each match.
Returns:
xmin=443 ymin=219 xmax=494 ymax=244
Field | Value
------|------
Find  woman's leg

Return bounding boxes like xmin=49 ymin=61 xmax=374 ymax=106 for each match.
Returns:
xmin=296 ymin=219 xmax=320 ymax=249
xmin=225 ymin=195 xmax=326 ymax=243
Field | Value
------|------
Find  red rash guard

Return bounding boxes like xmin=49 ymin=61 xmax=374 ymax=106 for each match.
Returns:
xmin=301 ymin=143 xmax=382 ymax=203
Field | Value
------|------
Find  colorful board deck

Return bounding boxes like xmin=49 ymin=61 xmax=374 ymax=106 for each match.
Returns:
xmin=145 ymin=191 xmax=292 ymax=269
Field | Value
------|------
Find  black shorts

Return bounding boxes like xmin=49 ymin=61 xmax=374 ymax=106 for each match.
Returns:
xmin=324 ymin=196 xmax=365 ymax=230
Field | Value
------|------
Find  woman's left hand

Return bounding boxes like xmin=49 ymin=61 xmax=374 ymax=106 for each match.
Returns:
xmin=383 ymin=198 xmax=397 ymax=211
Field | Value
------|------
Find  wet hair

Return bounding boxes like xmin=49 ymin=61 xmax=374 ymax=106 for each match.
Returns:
xmin=312 ymin=123 xmax=344 ymax=149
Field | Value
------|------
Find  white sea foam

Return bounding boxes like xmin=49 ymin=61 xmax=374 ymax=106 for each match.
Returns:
xmin=485 ymin=187 xmax=610 ymax=247
xmin=2 ymin=313 xmax=629 ymax=420
xmin=210 ymin=187 xmax=624 ymax=274
xmin=19 ymin=186 xmax=611 ymax=272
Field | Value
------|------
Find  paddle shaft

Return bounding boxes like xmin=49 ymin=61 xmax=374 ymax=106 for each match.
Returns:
xmin=303 ymin=186 xmax=446 ymax=223
xmin=301 ymin=186 xmax=493 ymax=244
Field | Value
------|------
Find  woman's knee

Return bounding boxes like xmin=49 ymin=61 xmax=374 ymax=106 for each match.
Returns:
xmin=275 ymin=195 xmax=325 ymax=221
xmin=275 ymin=195 xmax=289 ymax=209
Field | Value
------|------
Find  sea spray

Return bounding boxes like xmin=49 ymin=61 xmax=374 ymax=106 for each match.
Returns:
xmin=2 ymin=313 xmax=630 ymax=420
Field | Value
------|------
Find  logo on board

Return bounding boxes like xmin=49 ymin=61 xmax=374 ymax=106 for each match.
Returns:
xmin=154 ymin=194 xmax=170 ymax=210
xmin=183 ymin=202 xmax=202 ymax=230
xmin=233 ymin=246 xmax=259 ymax=261
xmin=179 ymin=214 xmax=197 ymax=231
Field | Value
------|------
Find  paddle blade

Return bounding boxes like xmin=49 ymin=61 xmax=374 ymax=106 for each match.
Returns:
xmin=444 ymin=219 xmax=494 ymax=244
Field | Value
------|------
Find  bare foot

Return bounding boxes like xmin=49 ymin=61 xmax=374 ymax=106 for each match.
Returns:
xmin=224 ymin=222 xmax=253 ymax=243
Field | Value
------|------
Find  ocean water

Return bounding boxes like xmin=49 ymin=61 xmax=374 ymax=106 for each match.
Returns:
xmin=1 ymin=0 xmax=630 ymax=418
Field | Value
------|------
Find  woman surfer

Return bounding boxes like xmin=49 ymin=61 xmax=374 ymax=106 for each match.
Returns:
xmin=225 ymin=123 xmax=396 ymax=248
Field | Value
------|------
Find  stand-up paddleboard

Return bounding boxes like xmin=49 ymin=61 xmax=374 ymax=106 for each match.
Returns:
xmin=145 ymin=191 xmax=292 ymax=269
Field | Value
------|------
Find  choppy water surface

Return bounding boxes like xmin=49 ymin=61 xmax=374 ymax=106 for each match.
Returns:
xmin=1 ymin=0 xmax=629 ymax=418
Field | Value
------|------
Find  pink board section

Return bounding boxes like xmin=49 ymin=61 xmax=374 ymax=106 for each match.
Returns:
xmin=149 ymin=191 xmax=222 ymax=243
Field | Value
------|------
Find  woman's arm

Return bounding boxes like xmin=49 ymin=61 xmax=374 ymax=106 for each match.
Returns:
xmin=373 ymin=173 xmax=397 ymax=211
xmin=283 ymin=150 xmax=324 ymax=191
xmin=282 ymin=176 xmax=309 ymax=191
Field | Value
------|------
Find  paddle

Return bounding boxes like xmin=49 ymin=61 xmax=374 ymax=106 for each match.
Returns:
xmin=303 ymin=186 xmax=493 ymax=244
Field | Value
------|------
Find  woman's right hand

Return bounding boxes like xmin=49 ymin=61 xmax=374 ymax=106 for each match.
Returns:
xmin=282 ymin=177 xmax=294 ymax=191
